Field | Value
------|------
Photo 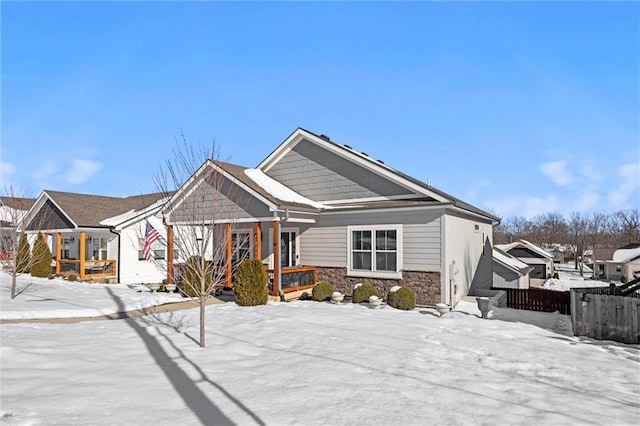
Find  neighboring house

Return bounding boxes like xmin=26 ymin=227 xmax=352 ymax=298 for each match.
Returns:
xmin=0 ymin=196 xmax=36 ymax=257
xmin=595 ymin=243 xmax=640 ymax=282
xmin=492 ymin=247 xmax=533 ymax=289
xmin=22 ymin=190 xmax=170 ymax=284
xmin=549 ymin=248 xmax=565 ymax=263
xmin=586 ymin=247 xmax=617 ymax=277
xmin=495 ymin=240 xmax=554 ymax=287
xmin=162 ymin=128 xmax=499 ymax=306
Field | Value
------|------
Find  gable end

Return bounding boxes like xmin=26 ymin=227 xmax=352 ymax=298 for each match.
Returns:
xmin=265 ymin=138 xmax=414 ymax=202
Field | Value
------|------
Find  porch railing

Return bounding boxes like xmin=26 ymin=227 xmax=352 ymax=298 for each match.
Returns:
xmin=267 ymin=266 xmax=317 ymax=293
xmin=58 ymin=259 xmax=116 ymax=277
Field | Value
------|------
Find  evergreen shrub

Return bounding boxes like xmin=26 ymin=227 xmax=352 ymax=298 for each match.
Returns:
xmin=16 ymin=233 xmax=30 ymax=273
xmin=352 ymin=282 xmax=378 ymax=303
xmin=181 ymin=256 xmax=211 ymax=298
xmin=387 ymin=286 xmax=416 ymax=310
xmin=31 ymin=233 xmax=52 ymax=278
xmin=312 ymin=281 xmax=333 ymax=301
xmin=621 ymin=275 xmax=628 ymax=284
xmin=233 ymin=258 xmax=268 ymax=306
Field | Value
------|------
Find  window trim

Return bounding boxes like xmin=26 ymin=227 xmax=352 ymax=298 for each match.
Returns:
xmin=347 ymin=224 xmax=403 ymax=279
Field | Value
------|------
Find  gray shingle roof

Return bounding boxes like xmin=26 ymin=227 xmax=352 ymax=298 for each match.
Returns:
xmin=45 ymin=190 xmax=169 ymax=227
xmin=0 ymin=196 xmax=36 ymax=211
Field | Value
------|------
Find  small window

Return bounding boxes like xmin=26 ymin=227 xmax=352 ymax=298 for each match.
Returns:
xmin=139 ymin=238 xmax=166 ymax=261
xmin=615 ymin=265 xmax=622 ymax=273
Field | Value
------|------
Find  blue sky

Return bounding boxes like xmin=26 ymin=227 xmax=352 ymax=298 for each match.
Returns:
xmin=2 ymin=1 xmax=638 ymax=219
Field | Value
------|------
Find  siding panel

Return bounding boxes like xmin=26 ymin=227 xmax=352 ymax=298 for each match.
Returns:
xmin=267 ymin=139 xmax=413 ymax=202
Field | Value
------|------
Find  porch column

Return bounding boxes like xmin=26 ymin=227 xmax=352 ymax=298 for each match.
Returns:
xmin=167 ymin=225 xmax=174 ymax=284
xmin=225 ymin=223 xmax=232 ymax=288
xmin=253 ymin=222 xmax=261 ymax=261
xmin=55 ymin=233 xmax=61 ymax=275
xmin=79 ymin=231 xmax=86 ymax=279
xmin=272 ymin=220 xmax=280 ymax=297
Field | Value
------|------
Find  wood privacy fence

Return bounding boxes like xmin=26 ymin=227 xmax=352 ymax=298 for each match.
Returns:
xmin=570 ymin=279 xmax=640 ymax=344
xmin=493 ymin=288 xmax=571 ymax=314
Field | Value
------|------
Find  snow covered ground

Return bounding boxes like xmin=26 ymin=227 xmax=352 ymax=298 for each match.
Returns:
xmin=543 ymin=263 xmax=611 ymax=292
xmin=1 ymin=273 xmax=639 ymax=425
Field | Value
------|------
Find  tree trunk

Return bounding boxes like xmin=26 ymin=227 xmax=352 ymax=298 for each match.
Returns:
xmin=199 ymin=298 xmax=205 ymax=347
xmin=11 ymin=272 xmax=17 ymax=299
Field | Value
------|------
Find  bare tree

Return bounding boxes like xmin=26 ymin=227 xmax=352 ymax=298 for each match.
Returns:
xmin=153 ymin=134 xmax=249 ymax=347
xmin=568 ymin=212 xmax=589 ymax=276
xmin=612 ymin=209 xmax=640 ymax=246
xmin=532 ymin=212 xmax=568 ymax=247
xmin=586 ymin=212 xmax=607 ymax=278
xmin=0 ymin=186 xmax=44 ymax=298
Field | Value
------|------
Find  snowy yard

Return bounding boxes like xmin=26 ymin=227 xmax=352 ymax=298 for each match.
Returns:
xmin=1 ymin=274 xmax=639 ymax=425
xmin=543 ymin=263 xmax=611 ymax=292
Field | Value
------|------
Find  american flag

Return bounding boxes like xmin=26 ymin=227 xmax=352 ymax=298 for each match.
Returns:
xmin=143 ymin=222 xmax=161 ymax=262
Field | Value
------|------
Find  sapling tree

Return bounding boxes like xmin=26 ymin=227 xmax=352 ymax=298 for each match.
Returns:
xmin=153 ymin=134 xmax=250 ymax=347
xmin=0 ymin=186 xmax=50 ymax=298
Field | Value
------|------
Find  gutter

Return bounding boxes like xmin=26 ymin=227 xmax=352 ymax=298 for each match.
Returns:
xmin=108 ymin=227 xmax=121 ymax=283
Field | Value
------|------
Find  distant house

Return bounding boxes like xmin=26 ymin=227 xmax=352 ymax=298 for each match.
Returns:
xmin=492 ymin=247 xmax=533 ymax=289
xmin=0 ymin=196 xmax=36 ymax=257
xmin=495 ymin=240 xmax=554 ymax=287
xmin=162 ymin=127 xmax=499 ymax=306
xmin=595 ymin=243 xmax=640 ymax=282
xmin=22 ymin=190 xmax=170 ymax=284
xmin=549 ymin=248 xmax=565 ymax=263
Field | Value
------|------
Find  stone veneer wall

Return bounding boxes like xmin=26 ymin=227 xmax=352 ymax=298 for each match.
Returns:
xmin=316 ymin=267 xmax=441 ymax=306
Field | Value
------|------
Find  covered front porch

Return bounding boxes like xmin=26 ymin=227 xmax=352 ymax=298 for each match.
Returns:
xmin=46 ymin=231 xmax=117 ymax=280
xmin=166 ymin=219 xmax=317 ymax=297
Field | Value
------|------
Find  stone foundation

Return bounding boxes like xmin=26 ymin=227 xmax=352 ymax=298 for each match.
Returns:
xmin=316 ymin=267 xmax=441 ymax=306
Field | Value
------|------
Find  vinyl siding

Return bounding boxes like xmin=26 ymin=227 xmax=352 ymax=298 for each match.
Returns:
xmin=172 ymin=179 xmax=270 ymax=223
xmin=266 ymin=138 xmax=413 ymax=202
xmin=299 ymin=209 xmax=442 ymax=271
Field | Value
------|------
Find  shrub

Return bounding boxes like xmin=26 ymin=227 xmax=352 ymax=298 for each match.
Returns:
xmin=181 ymin=256 xmax=212 ymax=298
xmin=16 ymin=233 xmax=31 ymax=273
xmin=31 ymin=233 xmax=52 ymax=278
xmin=67 ymin=274 xmax=78 ymax=282
xmin=387 ymin=286 xmax=416 ymax=310
xmin=352 ymin=282 xmax=378 ymax=303
xmin=552 ymin=272 xmax=559 ymax=279
xmin=312 ymin=281 xmax=334 ymax=301
xmin=621 ymin=275 xmax=628 ymax=284
xmin=233 ymin=259 xmax=268 ymax=306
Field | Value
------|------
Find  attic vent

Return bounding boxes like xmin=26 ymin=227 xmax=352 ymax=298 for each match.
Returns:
xmin=343 ymin=144 xmax=352 ymax=149
xmin=319 ymin=134 xmax=331 ymax=141
xmin=361 ymin=152 xmax=368 ymax=156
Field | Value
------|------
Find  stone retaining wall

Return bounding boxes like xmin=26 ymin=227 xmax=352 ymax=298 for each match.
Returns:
xmin=316 ymin=267 xmax=441 ymax=306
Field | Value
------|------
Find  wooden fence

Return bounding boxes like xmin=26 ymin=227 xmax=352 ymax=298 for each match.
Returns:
xmin=571 ymin=282 xmax=640 ymax=344
xmin=493 ymin=287 xmax=571 ymax=314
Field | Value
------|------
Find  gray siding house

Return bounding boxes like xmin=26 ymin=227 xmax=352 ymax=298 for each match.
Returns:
xmin=163 ymin=128 xmax=499 ymax=306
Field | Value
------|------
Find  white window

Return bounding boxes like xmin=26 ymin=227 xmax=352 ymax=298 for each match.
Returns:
xmin=138 ymin=238 xmax=166 ymax=261
xmin=347 ymin=225 xmax=402 ymax=279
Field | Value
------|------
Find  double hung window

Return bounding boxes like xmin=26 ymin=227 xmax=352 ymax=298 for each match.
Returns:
xmin=347 ymin=225 xmax=402 ymax=279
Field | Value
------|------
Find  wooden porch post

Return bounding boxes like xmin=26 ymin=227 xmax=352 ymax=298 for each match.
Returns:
xmin=253 ymin=222 xmax=261 ymax=261
xmin=79 ymin=231 xmax=86 ymax=279
xmin=225 ymin=223 xmax=232 ymax=288
xmin=55 ymin=233 xmax=61 ymax=275
xmin=167 ymin=225 xmax=174 ymax=284
xmin=272 ymin=220 xmax=280 ymax=297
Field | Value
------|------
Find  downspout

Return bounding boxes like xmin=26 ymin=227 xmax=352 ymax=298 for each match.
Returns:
xmin=273 ymin=210 xmax=284 ymax=301
xmin=108 ymin=227 xmax=121 ymax=283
